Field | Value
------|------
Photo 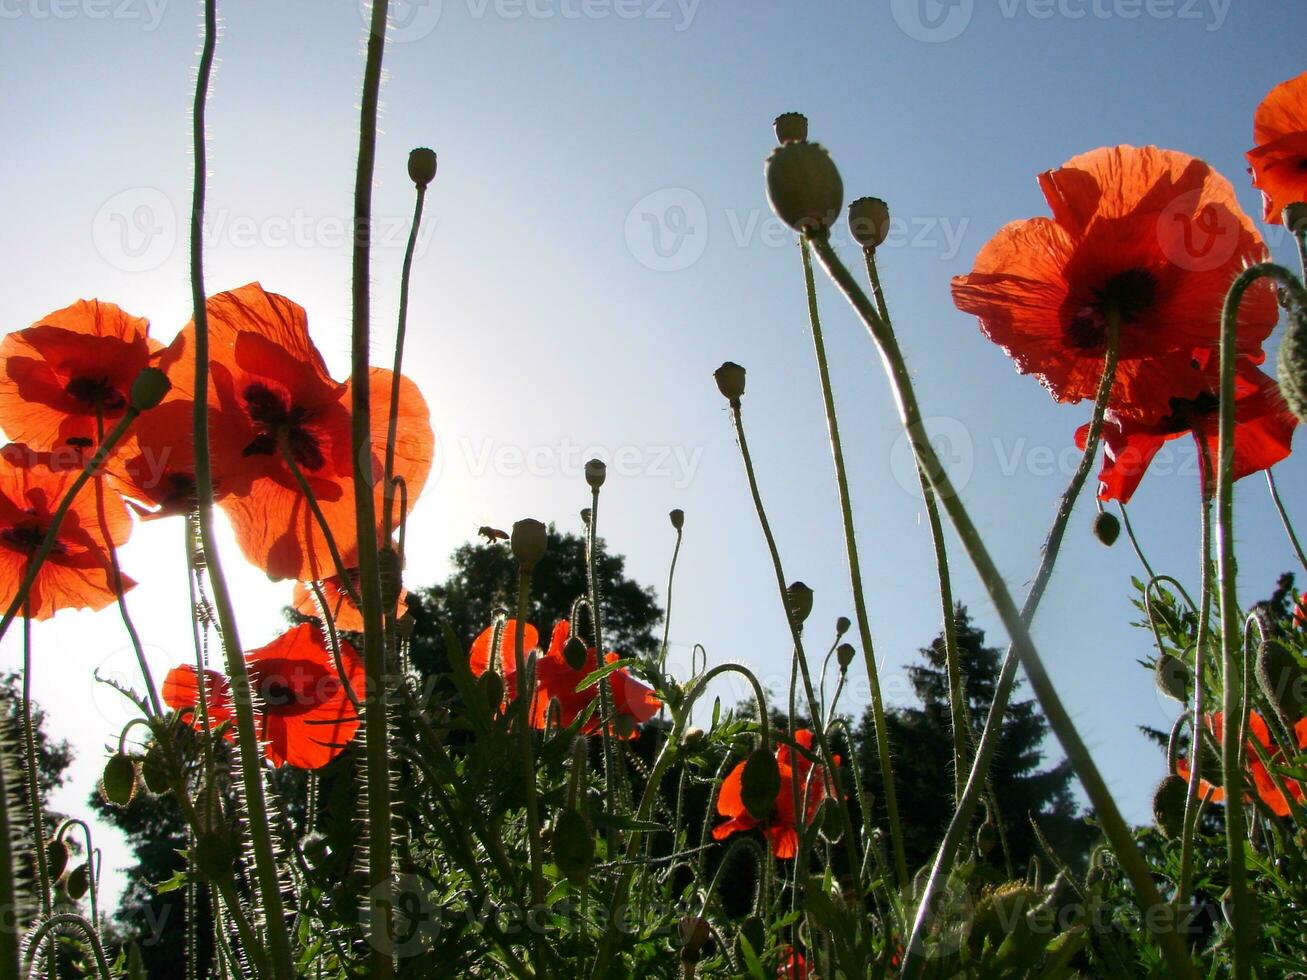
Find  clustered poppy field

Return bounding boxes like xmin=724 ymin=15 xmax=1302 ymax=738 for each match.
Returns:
xmin=4 ymin=4 xmax=1307 ymax=979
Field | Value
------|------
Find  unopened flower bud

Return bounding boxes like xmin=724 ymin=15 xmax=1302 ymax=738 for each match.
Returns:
xmin=1257 ymin=638 xmax=1307 ymax=721
xmin=46 ymin=837 xmax=70 ymax=882
xmin=835 ymin=616 xmax=851 ymax=637
xmin=408 ymin=147 xmax=438 ymax=188
xmin=580 ymin=507 xmax=592 ymax=526
xmin=1278 ymin=305 xmax=1307 ymax=424
xmin=669 ymin=508 xmax=685 ymax=531
xmin=714 ymin=361 xmax=746 ymax=405
xmin=66 ymin=863 xmax=91 ymax=900
xmin=976 ymin=819 xmax=997 ymax=856
xmin=836 ymin=643 xmax=856 ymax=671
xmin=740 ymin=747 xmax=781 ymax=821
xmin=563 ymin=636 xmax=589 ymax=671
xmin=100 ymin=752 xmax=138 ymax=808
xmin=511 ymin=519 xmax=548 ymax=570
xmin=681 ymin=726 xmax=706 ymax=749
xmin=130 ymin=367 xmax=171 ymax=411
xmin=1153 ymin=775 xmax=1187 ymax=840
xmin=552 ymin=808 xmax=594 ymax=886
xmin=1093 ymin=511 xmax=1121 ymax=547
xmin=786 ymin=581 xmax=814 ymax=626
xmin=585 ymin=458 xmax=607 ymax=490
xmin=773 ymin=112 xmax=808 ymax=145
xmin=848 ymin=197 xmax=890 ymax=251
xmin=1155 ymin=654 xmax=1190 ymax=703
xmin=1283 ymin=203 xmax=1307 ymax=233
xmin=765 ymin=141 xmax=843 ymax=234
xmin=678 ymin=915 xmax=712 ymax=963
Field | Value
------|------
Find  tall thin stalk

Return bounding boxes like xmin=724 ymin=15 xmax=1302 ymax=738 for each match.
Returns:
xmin=1266 ymin=470 xmax=1307 ymax=574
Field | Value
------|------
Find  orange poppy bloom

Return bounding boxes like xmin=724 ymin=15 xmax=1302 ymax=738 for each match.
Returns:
xmin=777 ymin=948 xmax=808 ymax=979
xmin=1074 ymin=356 xmax=1296 ymax=502
xmin=151 ymin=284 xmax=434 ymax=580
xmin=0 ymin=300 xmax=158 ymax=451
xmin=468 ymin=619 xmax=539 ymax=703
xmin=1176 ymin=711 xmax=1307 ymax=818
xmin=291 ymin=545 xmax=409 ymax=632
xmin=1247 ymin=71 xmax=1307 ymax=224
xmin=163 ymin=623 xmax=365 ymax=769
xmin=713 ymin=730 xmax=837 ymax=859
xmin=952 ymin=146 xmax=1276 ymax=422
xmin=0 ymin=443 xmax=134 ymax=620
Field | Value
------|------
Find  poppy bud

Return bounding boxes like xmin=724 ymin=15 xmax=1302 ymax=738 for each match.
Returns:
xmin=773 ymin=112 xmax=808 ymax=145
xmin=1153 ymin=774 xmax=1187 ymax=840
xmin=678 ymin=915 xmax=712 ymax=963
xmin=1256 ymin=639 xmax=1307 ymax=721
xmin=714 ymin=361 xmax=747 ymax=406
xmin=378 ymin=546 xmax=403 ymax=612
xmin=1092 ymin=511 xmax=1120 ymax=547
xmin=681 ymin=726 xmax=706 ymax=750
xmin=408 ymin=147 xmax=438 ymax=188
xmin=669 ymin=508 xmax=685 ymax=531
xmin=836 ymin=643 xmax=856 ymax=671
xmin=510 ymin=518 xmax=548 ymax=570
xmin=835 ymin=616 xmax=851 ymax=637
xmin=66 ymin=862 xmax=91 ymax=901
xmin=765 ymin=141 xmax=844 ymax=235
xmin=301 ymin=831 xmax=330 ymax=870
xmin=1278 ymin=305 xmax=1307 ymax=424
xmin=141 ymin=744 xmax=170 ymax=795
xmin=558 ymin=636 xmax=585 ymax=671
xmin=1155 ymin=654 xmax=1191 ymax=703
xmin=976 ymin=819 xmax=997 ymax=856
xmin=480 ymin=670 xmax=504 ymax=710
xmin=585 ymin=458 xmax=607 ymax=490
xmin=848 ymin=197 xmax=891 ymax=251
xmin=191 ymin=833 xmax=235 ymax=881
xmin=46 ymin=837 xmax=70 ymax=882
xmin=100 ymin=752 xmax=138 ymax=808
xmin=817 ymin=797 xmax=842 ymax=843
xmin=129 ymin=367 xmax=171 ymax=412
xmin=580 ymin=508 xmax=592 ymax=526
xmin=1283 ymin=203 xmax=1307 ymax=234
xmin=786 ymin=582 xmax=814 ymax=626
xmin=740 ymin=746 xmax=781 ymax=821
xmin=551 ymin=808 xmax=594 ymax=886
xmin=614 ymin=714 xmax=637 ymax=739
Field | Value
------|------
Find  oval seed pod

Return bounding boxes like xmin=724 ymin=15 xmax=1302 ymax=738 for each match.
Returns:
xmin=740 ymin=747 xmax=781 ymax=821
xmin=100 ymin=752 xmax=138 ymax=808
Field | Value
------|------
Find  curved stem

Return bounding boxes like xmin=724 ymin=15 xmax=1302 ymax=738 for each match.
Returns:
xmin=659 ymin=525 xmax=683 ymax=676
xmin=1117 ymin=504 xmax=1156 ymax=583
xmin=19 ymin=607 xmax=54 ymax=980
xmin=24 ymin=914 xmax=111 ymax=980
xmin=186 ymin=1 xmax=291 ymax=973
xmin=1266 ymin=470 xmax=1307 ymax=574
xmin=800 ymin=239 xmax=907 ymax=887
xmin=805 ymin=233 xmax=1196 ymax=980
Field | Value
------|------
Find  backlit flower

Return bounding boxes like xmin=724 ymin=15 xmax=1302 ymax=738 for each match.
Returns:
xmin=1175 ymin=711 xmax=1307 ymax=818
xmin=291 ymin=545 xmax=409 ymax=632
xmin=1247 ymin=71 xmax=1307 ymax=224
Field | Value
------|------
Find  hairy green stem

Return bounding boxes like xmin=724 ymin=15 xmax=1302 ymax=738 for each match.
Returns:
xmin=1266 ymin=470 xmax=1307 ymax=574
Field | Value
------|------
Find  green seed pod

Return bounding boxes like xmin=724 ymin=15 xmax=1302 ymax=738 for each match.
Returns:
xmin=765 ymin=141 xmax=844 ymax=234
xmin=786 ymin=582 xmax=814 ymax=627
xmin=677 ymin=915 xmax=712 ymax=964
xmin=1155 ymin=654 xmax=1191 ymax=704
xmin=976 ymin=819 xmax=997 ymax=856
xmin=563 ymin=636 xmax=588 ymax=671
xmin=551 ymin=809 xmax=594 ymax=886
xmin=100 ymin=752 xmax=138 ymax=808
xmin=1257 ymin=638 xmax=1307 ymax=722
xmin=141 ymin=744 xmax=170 ymax=796
xmin=129 ymin=367 xmax=171 ymax=411
xmin=836 ymin=643 xmax=856 ymax=671
xmin=1093 ymin=511 xmax=1121 ymax=547
xmin=713 ymin=361 xmax=747 ymax=405
xmin=191 ymin=833 xmax=235 ymax=881
xmin=1279 ymin=306 xmax=1307 ymax=425
xmin=510 ymin=519 xmax=548 ymax=570
xmin=1153 ymin=775 xmax=1188 ymax=840
xmin=584 ymin=459 xmax=607 ymax=490
xmin=773 ymin=112 xmax=809 ymax=145
xmin=408 ymin=147 xmax=438 ymax=188
xmin=46 ymin=837 xmax=70 ymax=882
xmin=848 ymin=197 xmax=891 ymax=251
xmin=835 ymin=616 xmax=851 ymax=637
xmin=66 ymin=862 xmax=91 ymax=901
xmin=669 ymin=508 xmax=685 ymax=531
xmin=740 ymin=747 xmax=781 ymax=821
xmin=816 ymin=797 xmax=843 ymax=844
xmin=1283 ymin=203 xmax=1307 ymax=233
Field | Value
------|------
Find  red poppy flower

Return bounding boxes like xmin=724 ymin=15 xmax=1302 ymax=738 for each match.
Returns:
xmin=1074 ymin=356 xmax=1296 ymax=503
xmin=952 ymin=146 xmax=1276 ymax=422
xmin=1295 ymin=594 xmax=1306 ymax=629
xmin=0 ymin=443 xmax=134 ymax=620
xmin=153 ymin=284 xmax=434 ymax=580
xmin=162 ymin=623 xmax=364 ymax=769
xmin=290 ymin=545 xmax=409 ymax=632
xmin=0 ymin=300 xmax=157 ymax=451
xmin=468 ymin=619 xmax=539 ymax=705
xmin=530 ymin=621 xmax=660 ymax=736
xmin=1247 ymin=71 xmax=1307 ymax=224
xmin=1176 ymin=711 xmax=1307 ymax=818
xmin=713 ymin=730 xmax=838 ymax=859
xmin=777 ymin=947 xmax=808 ymax=979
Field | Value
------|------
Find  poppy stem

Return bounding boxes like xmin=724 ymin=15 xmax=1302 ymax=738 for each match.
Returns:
xmin=280 ymin=448 xmax=360 ymax=604
xmin=0 ymin=721 xmax=20 ymax=980
xmin=806 ymin=232 xmax=1198 ymax=980
xmin=309 ymin=580 xmax=364 ymax=712
xmin=1266 ymin=469 xmax=1307 ymax=574
xmin=186 ymin=0 xmax=294 ymax=974
xmin=1215 ymin=262 xmax=1306 ymax=980
xmin=659 ymin=520 xmax=683 ymax=677
xmin=511 ymin=567 xmax=548 ymax=956
xmin=1117 ymin=503 xmax=1157 ymax=581
xmin=19 ymin=605 xmax=56 ymax=980
xmin=584 ymin=492 xmax=623 ymax=829
xmin=799 ymin=238 xmax=909 ymax=889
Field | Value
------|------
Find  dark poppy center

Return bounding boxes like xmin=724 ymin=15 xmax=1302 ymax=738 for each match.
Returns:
xmin=1159 ymin=391 xmax=1219 ymax=434
xmin=240 ymin=383 xmax=325 ymax=471
xmin=259 ymin=678 xmax=299 ymax=710
xmin=65 ymin=376 xmax=127 ymax=413
xmin=1064 ymin=267 xmax=1159 ymax=351
xmin=0 ymin=519 xmax=62 ymax=556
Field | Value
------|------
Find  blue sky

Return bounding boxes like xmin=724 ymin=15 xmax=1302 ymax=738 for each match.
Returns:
xmin=2 ymin=0 xmax=1304 ymax=910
